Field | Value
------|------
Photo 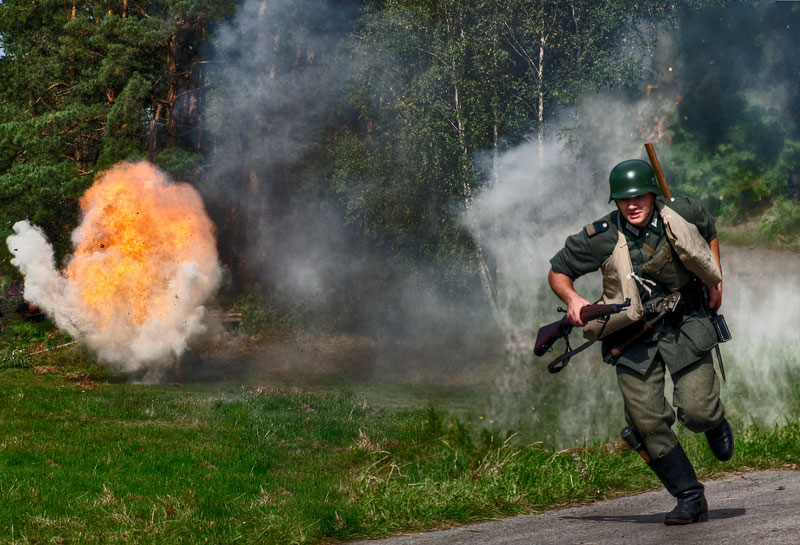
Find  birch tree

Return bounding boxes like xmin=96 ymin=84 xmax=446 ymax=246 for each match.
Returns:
xmin=332 ymin=0 xmax=687 ymax=325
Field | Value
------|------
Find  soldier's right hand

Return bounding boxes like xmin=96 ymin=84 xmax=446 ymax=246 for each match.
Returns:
xmin=566 ymin=295 xmax=591 ymax=327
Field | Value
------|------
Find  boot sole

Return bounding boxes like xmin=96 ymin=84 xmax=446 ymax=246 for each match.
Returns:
xmin=664 ymin=512 xmax=709 ymax=525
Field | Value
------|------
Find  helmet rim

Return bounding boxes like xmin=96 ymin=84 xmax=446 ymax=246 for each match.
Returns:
xmin=608 ymin=159 xmax=661 ymax=202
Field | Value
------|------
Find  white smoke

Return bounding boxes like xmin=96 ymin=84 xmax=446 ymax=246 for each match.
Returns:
xmin=6 ymin=164 xmax=222 ymax=381
xmin=6 ymin=222 xmax=85 ymax=338
xmin=719 ymin=247 xmax=800 ymax=426
xmin=83 ymin=260 xmax=218 ymax=375
xmin=465 ymin=86 xmax=800 ymax=444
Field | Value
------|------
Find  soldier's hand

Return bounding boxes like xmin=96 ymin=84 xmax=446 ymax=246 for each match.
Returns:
xmin=708 ymin=282 xmax=722 ymax=311
xmin=566 ymin=295 xmax=591 ymax=327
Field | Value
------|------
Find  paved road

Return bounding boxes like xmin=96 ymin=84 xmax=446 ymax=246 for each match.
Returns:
xmin=350 ymin=470 xmax=799 ymax=545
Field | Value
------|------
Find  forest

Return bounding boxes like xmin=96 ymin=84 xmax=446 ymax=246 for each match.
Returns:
xmin=1 ymin=0 xmax=799 ymax=336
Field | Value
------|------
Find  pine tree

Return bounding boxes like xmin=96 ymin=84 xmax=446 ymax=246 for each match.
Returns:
xmin=0 ymin=0 xmax=235 ymax=271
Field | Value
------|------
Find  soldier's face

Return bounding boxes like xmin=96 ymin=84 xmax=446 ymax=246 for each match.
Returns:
xmin=616 ymin=193 xmax=656 ymax=227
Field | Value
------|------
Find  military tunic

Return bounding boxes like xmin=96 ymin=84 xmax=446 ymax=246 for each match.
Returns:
xmin=549 ymin=196 xmax=725 ymax=459
xmin=549 ymin=196 xmax=719 ymax=375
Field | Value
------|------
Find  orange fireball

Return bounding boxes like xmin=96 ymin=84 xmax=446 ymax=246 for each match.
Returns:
xmin=65 ymin=161 xmax=218 ymax=331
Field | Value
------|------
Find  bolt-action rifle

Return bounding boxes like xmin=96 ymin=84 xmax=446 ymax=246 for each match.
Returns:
xmin=534 ymin=299 xmax=631 ymax=373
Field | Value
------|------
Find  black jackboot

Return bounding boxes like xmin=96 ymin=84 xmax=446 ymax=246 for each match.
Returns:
xmin=647 ymin=443 xmax=708 ymax=525
xmin=705 ymin=418 xmax=734 ymax=461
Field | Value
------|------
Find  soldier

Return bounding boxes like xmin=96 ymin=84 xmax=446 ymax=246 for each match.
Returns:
xmin=547 ymin=159 xmax=734 ymax=525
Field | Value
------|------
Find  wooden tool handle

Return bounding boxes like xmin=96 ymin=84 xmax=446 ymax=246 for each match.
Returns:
xmin=645 ymin=142 xmax=672 ymax=199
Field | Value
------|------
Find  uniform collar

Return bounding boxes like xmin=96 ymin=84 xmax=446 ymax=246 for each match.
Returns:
xmin=620 ymin=210 xmax=660 ymax=239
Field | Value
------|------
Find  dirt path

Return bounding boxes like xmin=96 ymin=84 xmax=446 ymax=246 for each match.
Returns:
xmin=350 ymin=470 xmax=799 ymax=545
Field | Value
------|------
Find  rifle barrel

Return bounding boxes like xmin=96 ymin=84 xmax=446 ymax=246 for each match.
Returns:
xmin=535 ymin=299 xmax=630 ymax=357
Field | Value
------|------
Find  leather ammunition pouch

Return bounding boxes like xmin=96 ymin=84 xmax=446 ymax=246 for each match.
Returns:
xmin=604 ymin=284 xmax=703 ymax=349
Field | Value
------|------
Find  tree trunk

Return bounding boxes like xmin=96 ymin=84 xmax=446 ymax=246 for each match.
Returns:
xmin=148 ymin=104 xmax=162 ymax=163
xmin=447 ymin=10 xmax=503 ymax=326
xmin=195 ymin=26 xmax=207 ymax=153
xmin=537 ymin=35 xmax=545 ymax=189
xmin=165 ymin=32 xmax=179 ymax=149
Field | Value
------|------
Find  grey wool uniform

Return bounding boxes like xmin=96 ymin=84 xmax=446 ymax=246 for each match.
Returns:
xmin=550 ymin=196 xmax=725 ymax=459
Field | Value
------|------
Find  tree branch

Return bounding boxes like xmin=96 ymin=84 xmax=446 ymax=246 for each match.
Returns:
xmin=33 ymin=82 xmax=71 ymax=106
xmin=129 ymin=0 xmax=150 ymax=18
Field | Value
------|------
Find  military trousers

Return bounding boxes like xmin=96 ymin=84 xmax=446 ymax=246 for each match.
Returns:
xmin=616 ymin=352 xmax=724 ymax=460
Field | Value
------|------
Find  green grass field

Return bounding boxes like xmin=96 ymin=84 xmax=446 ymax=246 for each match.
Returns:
xmin=2 ymin=317 xmax=800 ymax=544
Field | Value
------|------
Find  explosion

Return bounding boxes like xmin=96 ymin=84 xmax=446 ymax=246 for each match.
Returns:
xmin=7 ymin=161 xmax=221 ymax=379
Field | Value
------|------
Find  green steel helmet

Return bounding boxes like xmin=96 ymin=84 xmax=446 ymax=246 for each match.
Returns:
xmin=608 ymin=159 xmax=661 ymax=202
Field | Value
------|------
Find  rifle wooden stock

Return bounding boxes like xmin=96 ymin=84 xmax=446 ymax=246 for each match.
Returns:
xmin=610 ymin=291 xmax=681 ymax=358
xmin=534 ymin=318 xmax=571 ymax=357
xmin=645 ymin=142 xmax=672 ymax=199
xmin=534 ymin=302 xmax=629 ymax=357
xmin=609 ymin=322 xmax=651 ymax=358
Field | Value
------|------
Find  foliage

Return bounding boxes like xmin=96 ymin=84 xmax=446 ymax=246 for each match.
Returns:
xmin=758 ymin=197 xmax=800 ymax=244
xmin=664 ymin=2 xmax=800 ymax=238
xmin=155 ymin=147 xmax=204 ymax=182
xmin=2 ymin=320 xmax=54 ymax=348
xmin=0 ymin=348 xmax=32 ymax=370
xmin=233 ymin=292 xmax=297 ymax=335
xmin=0 ymin=0 xmax=235 ymax=275
xmin=331 ymin=0 xmax=674 ymax=256
xmin=0 ymin=306 xmax=72 ymax=362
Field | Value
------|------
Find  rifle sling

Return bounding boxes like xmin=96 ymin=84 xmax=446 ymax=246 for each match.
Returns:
xmin=548 ymin=293 xmax=680 ymax=372
xmin=547 ymin=315 xmax=612 ymax=373
xmin=547 ymin=338 xmax=599 ymax=373
xmin=550 ymin=309 xmax=663 ymax=371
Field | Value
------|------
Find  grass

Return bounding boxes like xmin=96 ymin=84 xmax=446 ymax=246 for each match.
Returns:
xmin=2 ymin=357 xmax=800 ymax=545
xmin=1 ymin=315 xmax=800 ymax=544
xmin=718 ymin=221 xmax=800 ymax=251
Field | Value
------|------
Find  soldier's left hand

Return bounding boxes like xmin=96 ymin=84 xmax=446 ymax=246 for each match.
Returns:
xmin=708 ymin=282 xmax=722 ymax=311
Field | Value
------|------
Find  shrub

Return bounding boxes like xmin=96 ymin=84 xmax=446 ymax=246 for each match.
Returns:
xmin=757 ymin=197 xmax=800 ymax=242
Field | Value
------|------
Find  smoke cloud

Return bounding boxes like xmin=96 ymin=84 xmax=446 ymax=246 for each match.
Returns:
xmin=195 ymin=1 xmax=798 ymax=445
xmin=202 ymin=0 xmax=362 ymax=300
xmin=464 ymin=100 xmax=640 ymax=442
xmin=467 ymin=91 xmax=800 ymax=445
xmin=200 ymin=0 xmax=497 ymax=361
xmin=7 ymin=162 xmax=221 ymax=381
xmin=720 ymin=247 xmax=800 ymax=426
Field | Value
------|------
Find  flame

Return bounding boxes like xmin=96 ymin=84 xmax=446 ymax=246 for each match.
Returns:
xmin=66 ymin=162 xmax=217 ymax=332
xmin=636 ymin=110 xmax=671 ymax=144
xmin=7 ymin=160 xmax=221 ymax=376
